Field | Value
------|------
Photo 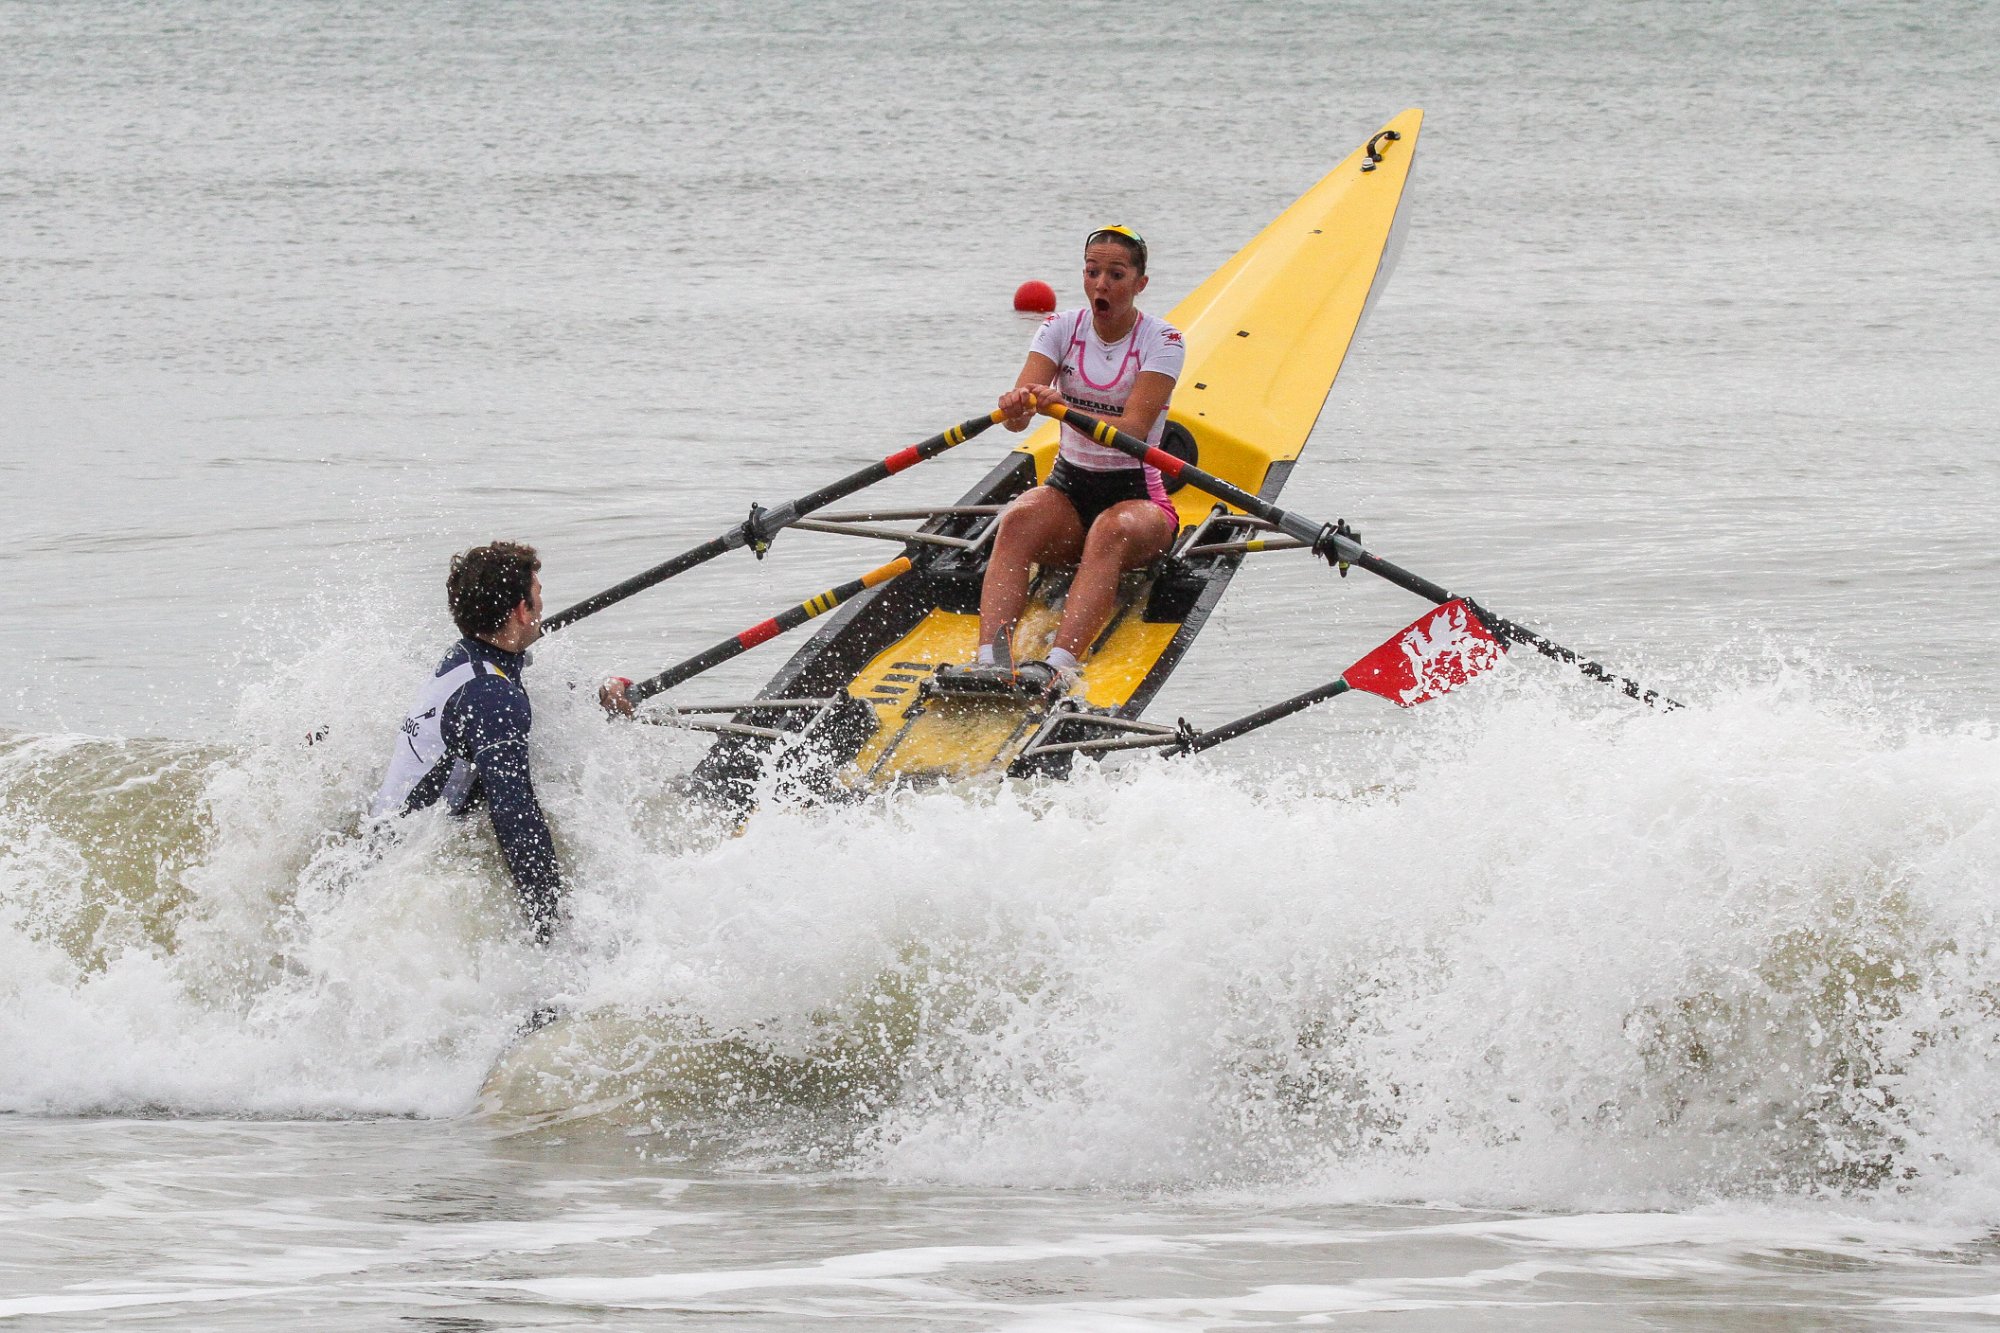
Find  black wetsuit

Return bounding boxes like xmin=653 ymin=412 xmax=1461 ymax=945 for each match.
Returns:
xmin=390 ymin=637 xmax=563 ymax=941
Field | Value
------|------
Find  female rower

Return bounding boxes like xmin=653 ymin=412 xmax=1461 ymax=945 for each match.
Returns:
xmin=967 ymin=224 xmax=1184 ymax=694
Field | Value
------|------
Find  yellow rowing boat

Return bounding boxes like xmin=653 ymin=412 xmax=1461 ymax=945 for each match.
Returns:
xmin=691 ymin=110 xmax=1423 ymax=798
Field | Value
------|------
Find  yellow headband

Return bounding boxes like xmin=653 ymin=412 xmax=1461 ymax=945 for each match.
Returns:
xmin=1085 ymin=225 xmax=1148 ymax=268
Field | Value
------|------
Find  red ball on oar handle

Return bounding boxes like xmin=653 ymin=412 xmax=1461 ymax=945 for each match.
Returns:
xmin=1012 ymin=280 xmax=1057 ymax=313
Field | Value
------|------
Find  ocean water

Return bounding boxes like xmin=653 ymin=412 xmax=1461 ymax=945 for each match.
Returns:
xmin=5 ymin=0 xmax=2000 ymax=1326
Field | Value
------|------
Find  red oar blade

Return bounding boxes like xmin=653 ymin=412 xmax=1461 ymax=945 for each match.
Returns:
xmin=1343 ymin=599 xmax=1506 ymax=707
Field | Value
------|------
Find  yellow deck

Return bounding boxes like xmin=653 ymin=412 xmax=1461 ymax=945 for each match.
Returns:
xmin=849 ymin=110 xmax=1424 ymax=783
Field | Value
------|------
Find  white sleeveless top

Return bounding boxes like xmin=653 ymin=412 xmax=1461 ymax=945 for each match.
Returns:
xmin=1029 ymin=308 xmax=1185 ymax=471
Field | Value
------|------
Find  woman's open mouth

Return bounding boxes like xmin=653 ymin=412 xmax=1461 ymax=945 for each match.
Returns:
xmin=1094 ymin=297 xmax=1110 ymax=313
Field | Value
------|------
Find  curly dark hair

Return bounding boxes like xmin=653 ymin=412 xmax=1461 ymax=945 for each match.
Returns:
xmin=447 ymin=541 xmax=540 ymax=638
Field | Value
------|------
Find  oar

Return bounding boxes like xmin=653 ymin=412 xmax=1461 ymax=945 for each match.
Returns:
xmin=543 ymin=410 xmax=1007 ymax=634
xmin=1178 ymin=598 xmax=1502 ymax=754
xmin=1033 ymin=399 xmax=1681 ymax=710
xmin=624 ymin=556 xmax=913 ymax=706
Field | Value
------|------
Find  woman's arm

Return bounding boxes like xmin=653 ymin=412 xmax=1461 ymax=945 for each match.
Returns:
xmin=1026 ymin=370 xmax=1175 ymax=439
xmin=1086 ymin=370 xmax=1176 ymax=441
xmin=999 ymin=352 xmax=1060 ymax=432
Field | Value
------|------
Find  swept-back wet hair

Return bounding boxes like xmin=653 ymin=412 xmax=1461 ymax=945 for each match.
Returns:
xmin=1085 ymin=228 xmax=1147 ymax=275
xmin=448 ymin=541 xmax=540 ymax=638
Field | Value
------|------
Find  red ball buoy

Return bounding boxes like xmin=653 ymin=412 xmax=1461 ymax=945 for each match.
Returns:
xmin=1012 ymin=279 xmax=1057 ymax=313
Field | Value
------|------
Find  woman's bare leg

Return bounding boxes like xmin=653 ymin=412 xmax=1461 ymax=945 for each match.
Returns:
xmin=978 ymin=487 xmax=1085 ymax=652
xmin=1052 ymin=500 xmax=1176 ymax=659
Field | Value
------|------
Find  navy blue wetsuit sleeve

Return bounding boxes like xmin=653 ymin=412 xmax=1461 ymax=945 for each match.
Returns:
xmin=455 ymin=677 xmax=564 ymax=941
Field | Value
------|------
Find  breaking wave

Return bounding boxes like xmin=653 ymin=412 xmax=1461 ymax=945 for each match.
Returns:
xmin=4 ymin=626 xmax=1999 ymax=1220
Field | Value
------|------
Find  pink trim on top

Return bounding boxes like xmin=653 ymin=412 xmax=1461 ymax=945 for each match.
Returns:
xmin=1066 ymin=310 xmax=1145 ymax=392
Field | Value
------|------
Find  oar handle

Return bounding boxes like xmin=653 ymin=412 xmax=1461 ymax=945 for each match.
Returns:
xmin=1036 ymin=399 xmax=1680 ymax=710
xmin=1034 ymin=398 xmax=1301 ymax=526
xmin=543 ymin=410 xmax=1004 ymax=634
xmin=626 ymin=556 xmax=912 ymax=705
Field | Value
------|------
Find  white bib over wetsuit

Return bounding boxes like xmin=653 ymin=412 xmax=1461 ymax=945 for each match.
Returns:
xmin=370 ymin=658 xmax=491 ymax=818
xmin=369 ymin=638 xmax=562 ymax=940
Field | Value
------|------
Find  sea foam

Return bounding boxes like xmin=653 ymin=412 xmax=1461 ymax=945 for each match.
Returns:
xmin=4 ymin=625 xmax=1997 ymax=1219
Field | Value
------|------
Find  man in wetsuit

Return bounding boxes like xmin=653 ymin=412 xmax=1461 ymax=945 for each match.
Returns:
xmin=370 ymin=541 xmax=566 ymax=943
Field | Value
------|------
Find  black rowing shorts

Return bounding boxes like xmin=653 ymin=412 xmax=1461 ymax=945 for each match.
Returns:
xmin=1045 ymin=456 xmax=1175 ymax=530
